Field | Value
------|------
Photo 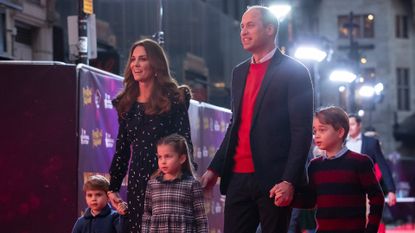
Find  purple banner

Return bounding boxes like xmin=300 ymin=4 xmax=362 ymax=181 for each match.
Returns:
xmin=190 ymin=101 xmax=231 ymax=233
xmin=76 ymin=66 xmax=232 ymax=232
xmin=77 ymin=66 xmax=125 ymax=213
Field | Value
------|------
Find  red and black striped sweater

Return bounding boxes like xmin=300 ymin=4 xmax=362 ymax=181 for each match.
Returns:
xmin=294 ymin=150 xmax=385 ymax=233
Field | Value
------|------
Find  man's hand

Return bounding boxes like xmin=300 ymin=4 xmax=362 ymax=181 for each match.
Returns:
xmin=108 ymin=191 xmax=127 ymax=215
xmin=386 ymin=192 xmax=397 ymax=206
xmin=200 ymin=170 xmax=219 ymax=198
xmin=269 ymin=181 xmax=294 ymax=207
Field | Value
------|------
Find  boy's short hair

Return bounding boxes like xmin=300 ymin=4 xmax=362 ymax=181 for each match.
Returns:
xmin=348 ymin=113 xmax=362 ymax=124
xmin=315 ymin=106 xmax=349 ymax=141
xmin=83 ymin=175 xmax=110 ymax=192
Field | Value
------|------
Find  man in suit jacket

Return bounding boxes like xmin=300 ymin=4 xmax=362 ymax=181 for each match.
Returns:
xmin=201 ymin=6 xmax=313 ymax=233
xmin=346 ymin=114 xmax=397 ymax=205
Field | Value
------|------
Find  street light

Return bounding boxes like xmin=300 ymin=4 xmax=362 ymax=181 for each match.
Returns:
xmin=330 ymin=69 xmax=357 ymax=112
xmin=358 ymin=82 xmax=384 ymax=98
xmin=359 ymin=85 xmax=375 ymax=97
xmin=269 ymin=4 xmax=292 ymax=21
xmin=329 ymin=70 xmax=357 ymax=83
xmin=374 ymin=83 xmax=384 ymax=95
xmin=294 ymin=46 xmax=328 ymax=107
xmin=294 ymin=46 xmax=328 ymax=62
xmin=357 ymin=82 xmax=384 ymax=128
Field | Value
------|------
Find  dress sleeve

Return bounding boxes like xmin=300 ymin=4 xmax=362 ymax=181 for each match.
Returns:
xmin=358 ymin=156 xmax=384 ymax=233
xmin=141 ymin=182 xmax=153 ymax=233
xmin=109 ymin=117 xmax=131 ymax=191
xmin=192 ymin=180 xmax=208 ymax=233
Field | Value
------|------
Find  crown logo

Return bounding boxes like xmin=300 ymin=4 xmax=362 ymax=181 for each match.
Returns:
xmin=83 ymin=86 xmax=92 ymax=105
xmin=92 ymin=129 xmax=103 ymax=147
xmin=203 ymin=117 xmax=209 ymax=129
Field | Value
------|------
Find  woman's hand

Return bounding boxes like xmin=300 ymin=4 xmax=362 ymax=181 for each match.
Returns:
xmin=117 ymin=201 xmax=128 ymax=215
xmin=108 ymin=191 xmax=128 ymax=215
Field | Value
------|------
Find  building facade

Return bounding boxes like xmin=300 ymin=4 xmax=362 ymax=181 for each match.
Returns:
xmin=3 ymin=0 xmax=413 ymax=155
xmin=0 ymin=0 xmax=57 ymax=60
xmin=294 ymin=0 xmax=415 ymax=154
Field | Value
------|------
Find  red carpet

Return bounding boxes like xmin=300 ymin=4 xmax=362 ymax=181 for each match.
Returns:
xmin=387 ymin=223 xmax=415 ymax=233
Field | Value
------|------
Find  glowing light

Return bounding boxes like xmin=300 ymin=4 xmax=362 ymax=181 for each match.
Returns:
xmin=360 ymin=57 xmax=367 ymax=64
xmin=329 ymin=70 xmax=357 ymax=83
xmin=368 ymin=14 xmax=374 ymax=21
xmin=374 ymin=83 xmax=384 ymax=95
xmin=359 ymin=85 xmax=375 ymax=97
xmin=269 ymin=5 xmax=292 ymax=21
xmin=294 ymin=46 xmax=327 ymax=62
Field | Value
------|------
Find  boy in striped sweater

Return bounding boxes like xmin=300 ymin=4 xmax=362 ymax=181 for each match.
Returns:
xmin=279 ymin=106 xmax=384 ymax=233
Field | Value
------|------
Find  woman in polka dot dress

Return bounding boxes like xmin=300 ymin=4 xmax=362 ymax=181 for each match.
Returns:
xmin=107 ymin=39 xmax=194 ymax=233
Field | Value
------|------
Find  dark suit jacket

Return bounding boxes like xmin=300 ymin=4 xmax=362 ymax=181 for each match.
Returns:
xmin=209 ymin=49 xmax=314 ymax=195
xmin=361 ymin=134 xmax=396 ymax=193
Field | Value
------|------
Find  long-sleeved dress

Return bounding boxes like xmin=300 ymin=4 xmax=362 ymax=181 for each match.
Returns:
xmin=142 ymin=174 xmax=208 ymax=233
xmin=109 ymin=89 xmax=193 ymax=233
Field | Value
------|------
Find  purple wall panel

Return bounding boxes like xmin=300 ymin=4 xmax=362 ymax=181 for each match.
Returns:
xmin=0 ymin=64 xmax=78 ymax=233
xmin=190 ymin=101 xmax=231 ymax=232
xmin=1 ymin=63 xmax=232 ymax=232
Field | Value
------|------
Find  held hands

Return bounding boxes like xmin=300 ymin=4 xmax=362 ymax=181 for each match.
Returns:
xmin=386 ymin=192 xmax=397 ymax=206
xmin=200 ymin=170 xmax=219 ymax=190
xmin=117 ymin=201 xmax=128 ymax=215
xmin=108 ymin=191 xmax=128 ymax=215
xmin=269 ymin=181 xmax=294 ymax=207
xmin=200 ymin=170 xmax=219 ymax=198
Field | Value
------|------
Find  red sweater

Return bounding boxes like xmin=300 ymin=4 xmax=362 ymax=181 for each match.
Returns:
xmin=233 ymin=60 xmax=270 ymax=173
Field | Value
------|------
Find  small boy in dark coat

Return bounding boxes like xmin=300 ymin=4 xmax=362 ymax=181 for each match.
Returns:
xmin=72 ymin=175 xmax=126 ymax=233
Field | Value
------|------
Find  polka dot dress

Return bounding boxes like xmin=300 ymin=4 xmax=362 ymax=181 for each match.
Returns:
xmin=109 ymin=88 xmax=193 ymax=233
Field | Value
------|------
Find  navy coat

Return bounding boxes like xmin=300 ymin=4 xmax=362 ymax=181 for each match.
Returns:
xmin=71 ymin=204 xmax=124 ymax=233
xmin=361 ymin=134 xmax=396 ymax=193
xmin=209 ymin=49 xmax=314 ymax=195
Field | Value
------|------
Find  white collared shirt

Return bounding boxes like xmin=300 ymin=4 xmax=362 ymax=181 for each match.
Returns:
xmin=322 ymin=146 xmax=348 ymax=160
xmin=251 ymin=47 xmax=277 ymax=64
xmin=346 ymin=133 xmax=362 ymax=153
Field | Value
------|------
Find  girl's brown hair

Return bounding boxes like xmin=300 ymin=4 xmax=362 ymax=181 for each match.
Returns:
xmin=153 ymin=133 xmax=196 ymax=179
xmin=113 ymin=39 xmax=190 ymax=118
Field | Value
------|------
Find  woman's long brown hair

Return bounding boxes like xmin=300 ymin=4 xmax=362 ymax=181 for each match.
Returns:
xmin=113 ymin=39 xmax=188 ymax=118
